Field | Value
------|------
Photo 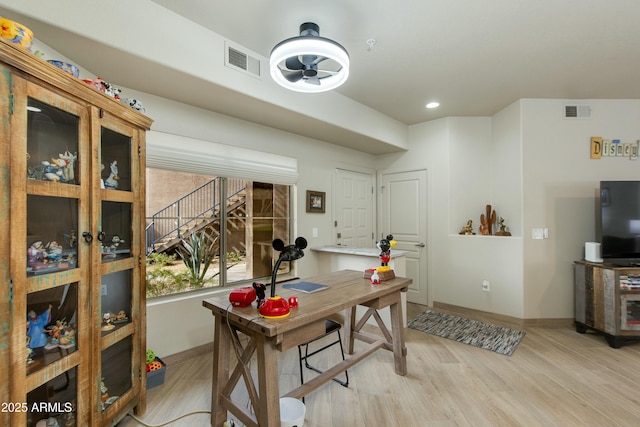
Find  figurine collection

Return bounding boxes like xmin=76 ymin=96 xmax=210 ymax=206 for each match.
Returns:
xmin=27 ymin=149 xmax=77 ymax=183
xmin=27 ymin=237 xmax=76 ymax=273
xmin=459 ymin=204 xmax=512 ymax=236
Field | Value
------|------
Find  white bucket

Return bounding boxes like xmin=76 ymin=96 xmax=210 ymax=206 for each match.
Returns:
xmin=280 ymin=397 xmax=306 ymax=427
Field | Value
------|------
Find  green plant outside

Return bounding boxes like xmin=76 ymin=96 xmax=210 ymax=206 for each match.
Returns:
xmin=145 ymin=233 xmax=243 ymax=298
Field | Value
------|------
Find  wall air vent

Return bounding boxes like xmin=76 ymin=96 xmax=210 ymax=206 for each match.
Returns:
xmin=225 ymin=42 xmax=261 ymax=78
xmin=564 ymin=104 xmax=592 ymax=119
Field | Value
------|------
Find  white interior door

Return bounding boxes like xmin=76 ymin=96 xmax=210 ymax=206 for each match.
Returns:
xmin=381 ymin=170 xmax=428 ymax=305
xmin=334 ymin=169 xmax=374 ymax=247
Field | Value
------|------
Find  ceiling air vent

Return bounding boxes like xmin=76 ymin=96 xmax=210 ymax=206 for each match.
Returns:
xmin=225 ymin=42 xmax=261 ymax=78
xmin=564 ymin=104 xmax=591 ymax=119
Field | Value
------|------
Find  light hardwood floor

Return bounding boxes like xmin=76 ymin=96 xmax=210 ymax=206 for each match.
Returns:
xmin=118 ymin=304 xmax=640 ymax=427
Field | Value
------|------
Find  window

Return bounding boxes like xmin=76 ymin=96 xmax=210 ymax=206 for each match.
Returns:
xmin=145 ymin=168 xmax=291 ymax=297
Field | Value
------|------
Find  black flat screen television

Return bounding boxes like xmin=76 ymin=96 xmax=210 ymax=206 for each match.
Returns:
xmin=600 ymin=181 xmax=640 ymax=265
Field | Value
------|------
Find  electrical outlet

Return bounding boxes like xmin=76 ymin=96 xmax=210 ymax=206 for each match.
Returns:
xmin=101 ymin=284 xmax=107 ymax=296
xmin=482 ymin=280 xmax=490 ymax=292
xmin=312 ymin=227 xmax=318 ymax=238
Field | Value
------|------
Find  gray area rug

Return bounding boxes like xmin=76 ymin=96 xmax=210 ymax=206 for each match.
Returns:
xmin=408 ymin=310 xmax=526 ymax=356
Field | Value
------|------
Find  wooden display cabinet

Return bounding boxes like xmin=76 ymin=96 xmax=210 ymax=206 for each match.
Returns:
xmin=574 ymin=260 xmax=640 ymax=348
xmin=0 ymin=38 xmax=152 ymax=426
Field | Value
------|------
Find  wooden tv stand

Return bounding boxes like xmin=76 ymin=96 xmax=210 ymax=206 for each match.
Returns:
xmin=574 ymin=261 xmax=640 ymax=348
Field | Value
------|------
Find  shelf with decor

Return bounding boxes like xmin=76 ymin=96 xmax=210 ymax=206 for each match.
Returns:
xmin=0 ymin=37 xmax=152 ymax=427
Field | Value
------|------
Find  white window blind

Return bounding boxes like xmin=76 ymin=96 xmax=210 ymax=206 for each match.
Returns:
xmin=146 ymin=131 xmax=298 ymax=185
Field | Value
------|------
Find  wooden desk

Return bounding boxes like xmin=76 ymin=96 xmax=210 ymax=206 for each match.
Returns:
xmin=202 ymin=269 xmax=411 ymax=427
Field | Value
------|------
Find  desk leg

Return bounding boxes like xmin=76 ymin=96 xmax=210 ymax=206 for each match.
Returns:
xmin=255 ymin=333 xmax=280 ymax=427
xmin=211 ymin=314 xmax=230 ymax=427
xmin=344 ymin=306 xmax=357 ymax=354
xmin=390 ymin=298 xmax=407 ymax=375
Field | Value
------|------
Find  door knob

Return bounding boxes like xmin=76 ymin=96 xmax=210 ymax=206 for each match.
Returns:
xmin=82 ymin=231 xmax=93 ymax=243
xmin=415 ymin=243 xmax=426 ymax=247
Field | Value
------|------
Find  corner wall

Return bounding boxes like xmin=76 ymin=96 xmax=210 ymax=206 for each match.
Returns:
xmin=521 ymin=99 xmax=640 ymax=319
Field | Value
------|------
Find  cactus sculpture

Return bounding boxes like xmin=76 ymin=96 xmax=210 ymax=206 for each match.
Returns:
xmin=479 ymin=204 xmax=496 ymax=235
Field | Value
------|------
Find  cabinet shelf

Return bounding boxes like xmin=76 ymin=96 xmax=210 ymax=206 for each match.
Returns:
xmin=26 ymin=350 xmax=81 ymax=393
xmin=574 ymin=261 xmax=640 ymax=347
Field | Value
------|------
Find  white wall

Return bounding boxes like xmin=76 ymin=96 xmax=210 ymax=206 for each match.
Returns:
xmin=139 ymin=91 xmax=379 ymax=356
xmin=388 ymin=99 xmax=640 ymax=322
xmin=378 ymin=116 xmax=525 ymax=318
xmin=521 ymin=99 xmax=640 ymax=319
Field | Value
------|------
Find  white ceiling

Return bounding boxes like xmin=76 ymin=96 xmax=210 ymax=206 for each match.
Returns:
xmin=3 ymin=1 xmax=640 ymax=153
xmin=149 ymin=0 xmax=640 ymax=124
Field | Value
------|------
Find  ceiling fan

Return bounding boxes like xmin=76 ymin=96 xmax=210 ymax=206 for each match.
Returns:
xmin=270 ymin=22 xmax=350 ymax=93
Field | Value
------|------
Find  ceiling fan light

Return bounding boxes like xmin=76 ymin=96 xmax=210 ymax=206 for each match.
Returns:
xmin=270 ymin=27 xmax=349 ymax=93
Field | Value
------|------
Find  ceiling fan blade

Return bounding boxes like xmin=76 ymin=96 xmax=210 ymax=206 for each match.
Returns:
xmin=304 ymin=76 xmax=321 ymax=85
xmin=316 ymin=69 xmax=340 ymax=76
xmin=285 ymin=56 xmax=304 ymax=70
xmin=282 ymin=70 xmax=304 ymax=83
xmin=311 ymin=56 xmax=328 ymax=65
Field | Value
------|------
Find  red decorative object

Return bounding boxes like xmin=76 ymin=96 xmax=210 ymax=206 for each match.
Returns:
xmin=229 ymin=287 xmax=256 ymax=307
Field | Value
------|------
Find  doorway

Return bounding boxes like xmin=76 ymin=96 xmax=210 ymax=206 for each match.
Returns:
xmin=380 ymin=170 xmax=428 ymax=305
xmin=333 ymin=169 xmax=374 ymax=247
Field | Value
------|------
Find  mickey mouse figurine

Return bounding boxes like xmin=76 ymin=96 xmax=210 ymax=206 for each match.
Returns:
xmin=377 ymin=234 xmax=397 ymax=272
xmin=252 ymin=282 xmax=266 ymax=308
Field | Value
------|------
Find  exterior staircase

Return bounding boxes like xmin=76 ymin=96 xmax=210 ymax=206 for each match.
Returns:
xmin=145 ymin=178 xmax=246 ymax=255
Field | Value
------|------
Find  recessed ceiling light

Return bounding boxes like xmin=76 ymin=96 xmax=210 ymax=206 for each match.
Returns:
xmin=426 ymin=102 xmax=440 ymax=109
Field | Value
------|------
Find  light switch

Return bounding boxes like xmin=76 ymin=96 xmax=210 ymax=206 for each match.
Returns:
xmin=312 ymin=227 xmax=318 ymax=237
xmin=532 ymin=228 xmax=544 ymax=240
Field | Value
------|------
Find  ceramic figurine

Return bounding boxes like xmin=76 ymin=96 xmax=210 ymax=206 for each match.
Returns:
xmin=100 ymin=378 xmax=110 ymax=409
xmin=59 ymin=324 xmax=76 ymax=347
xmin=26 ymin=335 xmax=36 ymax=364
xmin=46 ymin=241 xmax=63 ymax=261
xmin=35 ymin=417 xmax=59 ymax=427
xmin=27 ymin=304 xmax=52 ymax=348
xmin=252 ymin=282 xmax=266 ymax=308
xmin=62 ymin=412 xmax=75 ymax=427
xmin=27 ymin=241 xmax=48 ymax=269
xmin=104 ymin=160 xmax=119 ymax=189
xmin=122 ymin=98 xmax=145 ymax=112
xmin=58 ymin=150 xmax=77 ymax=183
xmin=459 ymin=220 xmax=475 ymax=235
xmin=495 ymin=217 xmax=512 ymax=236
xmin=370 ymin=270 xmax=381 ymax=284
xmin=100 ymin=163 xmax=106 ymax=189
xmin=101 ymin=80 xmax=121 ymax=99
xmin=46 ymin=319 xmax=64 ymax=345
xmin=115 ymin=310 xmax=128 ymax=322
xmin=377 ymin=234 xmax=396 ymax=272
xmin=479 ymin=204 xmax=496 ymax=235
xmin=101 ymin=313 xmax=115 ymax=331
xmin=64 ymin=230 xmax=77 ymax=248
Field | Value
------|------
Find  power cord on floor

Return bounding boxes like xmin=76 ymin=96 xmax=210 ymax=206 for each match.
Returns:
xmin=125 ymin=411 xmax=238 ymax=426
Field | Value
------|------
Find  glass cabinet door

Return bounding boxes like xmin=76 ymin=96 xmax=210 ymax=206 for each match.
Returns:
xmin=100 ymin=127 xmax=132 ymax=192
xmin=100 ymin=202 xmax=133 ymax=261
xmin=95 ymin=118 xmax=143 ymax=422
xmin=27 ymin=98 xmax=80 ymax=186
xmin=13 ymin=82 xmax=91 ymax=427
